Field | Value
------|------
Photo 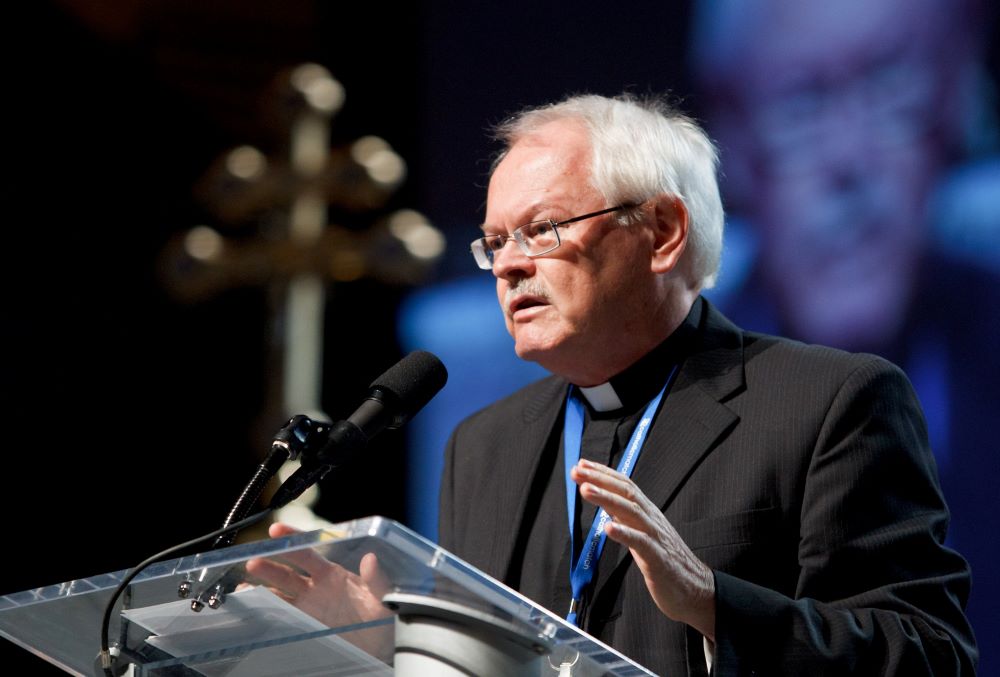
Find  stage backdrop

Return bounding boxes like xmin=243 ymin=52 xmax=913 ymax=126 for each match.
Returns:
xmin=398 ymin=2 xmax=1000 ymax=674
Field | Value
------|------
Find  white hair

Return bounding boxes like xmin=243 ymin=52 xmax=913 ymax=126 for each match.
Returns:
xmin=491 ymin=93 xmax=726 ymax=290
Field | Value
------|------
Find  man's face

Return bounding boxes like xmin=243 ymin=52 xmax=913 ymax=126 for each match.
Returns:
xmin=483 ymin=119 xmax=656 ymax=383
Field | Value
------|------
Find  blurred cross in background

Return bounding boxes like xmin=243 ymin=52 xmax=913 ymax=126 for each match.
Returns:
xmin=158 ymin=63 xmax=445 ymax=529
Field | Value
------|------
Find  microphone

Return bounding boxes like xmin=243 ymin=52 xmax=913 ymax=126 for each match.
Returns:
xmin=269 ymin=350 xmax=447 ymax=508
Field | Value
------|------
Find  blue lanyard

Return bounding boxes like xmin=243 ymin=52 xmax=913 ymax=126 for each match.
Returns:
xmin=562 ymin=365 xmax=677 ymax=626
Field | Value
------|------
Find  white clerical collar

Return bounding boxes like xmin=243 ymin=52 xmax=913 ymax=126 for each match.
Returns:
xmin=578 ymin=382 xmax=624 ymax=412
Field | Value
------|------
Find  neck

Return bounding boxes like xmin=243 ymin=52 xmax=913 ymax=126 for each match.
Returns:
xmin=560 ymin=290 xmax=697 ymax=387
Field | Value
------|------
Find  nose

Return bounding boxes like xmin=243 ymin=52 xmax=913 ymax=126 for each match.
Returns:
xmin=491 ymin=238 xmax=536 ymax=280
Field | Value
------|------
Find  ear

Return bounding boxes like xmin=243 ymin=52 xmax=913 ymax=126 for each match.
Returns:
xmin=649 ymin=194 xmax=688 ymax=275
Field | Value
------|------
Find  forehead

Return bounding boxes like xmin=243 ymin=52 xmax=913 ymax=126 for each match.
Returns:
xmin=485 ymin=119 xmax=598 ymax=225
xmin=728 ymin=0 xmax=951 ymax=98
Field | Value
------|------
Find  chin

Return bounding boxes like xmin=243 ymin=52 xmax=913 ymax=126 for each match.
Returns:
xmin=513 ymin=342 xmax=547 ymax=362
xmin=514 ymin=337 xmax=563 ymax=365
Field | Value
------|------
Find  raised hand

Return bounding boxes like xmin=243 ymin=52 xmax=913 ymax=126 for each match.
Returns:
xmin=571 ymin=459 xmax=716 ymax=641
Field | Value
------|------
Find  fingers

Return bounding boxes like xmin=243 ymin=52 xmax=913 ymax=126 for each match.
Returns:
xmin=359 ymin=553 xmax=392 ymax=599
xmin=246 ymin=539 xmax=386 ymax=602
xmin=570 ymin=462 xmax=717 ymax=636
xmin=259 ymin=522 xmax=333 ymax=577
xmin=571 ymin=459 xmax=633 ymax=494
xmin=571 ymin=460 xmax=654 ymax=526
xmin=243 ymin=522 xmax=396 ymax=633
xmin=245 ymin=557 xmax=297 ymax=587
xmin=247 ymin=521 xmax=347 ymax=595
xmin=597 ymin=519 xmax=660 ymax=571
xmin=268 ymin=522 xmax=301 ymax=538
xmin=245 ymin=557 xmax=310 ymax=602
xmin=275 ymin=547 xmax=336 ymax=578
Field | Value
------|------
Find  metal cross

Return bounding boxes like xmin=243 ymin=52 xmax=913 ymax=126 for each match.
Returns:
xmin=159 ymin=63 xmax=444 ymax=524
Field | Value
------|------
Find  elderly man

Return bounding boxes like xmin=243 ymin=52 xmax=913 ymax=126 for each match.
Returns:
xmin=437 ymin=93 xmax=977 ymax=675
xmin=249 ymin=92 xmax=976 ymax=675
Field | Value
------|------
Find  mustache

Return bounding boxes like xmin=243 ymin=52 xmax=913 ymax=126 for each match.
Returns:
xmin=504 ymin=278 xmax=552 ymax=312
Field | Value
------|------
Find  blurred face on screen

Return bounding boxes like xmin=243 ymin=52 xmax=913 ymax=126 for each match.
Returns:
xmin=698 ymin=0 xmax=966 ymax=349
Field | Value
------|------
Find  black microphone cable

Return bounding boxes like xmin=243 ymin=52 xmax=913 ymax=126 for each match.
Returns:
xmin=99 ymin=416 xmax=333 ymax=675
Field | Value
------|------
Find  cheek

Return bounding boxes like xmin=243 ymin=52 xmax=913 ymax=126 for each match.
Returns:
xmin=496 ymin=281 xmax=514 ymax=330
xmin=572 ymin=270 xmax=628 ymax=328
xmin=548 ymin=270 xmax=589 ymax=317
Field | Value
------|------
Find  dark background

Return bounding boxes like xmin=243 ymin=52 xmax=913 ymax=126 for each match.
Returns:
xmin=1 ymin=1 xmax=997 ymax=674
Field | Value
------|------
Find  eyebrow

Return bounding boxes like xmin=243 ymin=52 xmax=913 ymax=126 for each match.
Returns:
xmin=479 ymin=201 xmax=559 ymax=234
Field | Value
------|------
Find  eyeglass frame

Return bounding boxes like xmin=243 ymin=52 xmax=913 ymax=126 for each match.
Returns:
xmin=470 ymin=204 xmax=636 ymax=270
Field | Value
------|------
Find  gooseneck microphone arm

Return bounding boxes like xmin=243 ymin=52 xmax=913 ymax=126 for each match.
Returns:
xmin=177 ymin=415 xmax=335 ymax=612
xmin=183 ymin=350 xmax=448 ymax=608
xmin=99 ymin=350 xmax=448 ymax=675
xmin=267 ymin=418 xmax=368 ymax=509
xmin=213 ymin=415 xmax=332 ymax=550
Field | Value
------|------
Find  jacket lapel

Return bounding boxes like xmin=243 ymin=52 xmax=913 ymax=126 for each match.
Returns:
xmin=486 ymin=376 xmax=568 ymax=582
xmin=596 ymin=300 xmax=746 ymax=589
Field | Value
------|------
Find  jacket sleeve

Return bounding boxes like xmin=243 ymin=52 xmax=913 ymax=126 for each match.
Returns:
xmin=712 ymin=357 xmax=977 ymax=675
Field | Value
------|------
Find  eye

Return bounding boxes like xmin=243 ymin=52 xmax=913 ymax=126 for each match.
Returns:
xmin=522 ymin=221 xmax=552 ymax=239
xmin=485 ymin=235 xmax=506 ymax=252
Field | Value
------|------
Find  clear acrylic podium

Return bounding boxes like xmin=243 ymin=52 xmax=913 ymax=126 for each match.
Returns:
xmin=0 ymin=516 xmax=656 ymax=676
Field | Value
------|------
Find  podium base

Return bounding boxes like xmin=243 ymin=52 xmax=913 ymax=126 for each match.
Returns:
xmin=384 ymin=593 xmax=552 ymax=676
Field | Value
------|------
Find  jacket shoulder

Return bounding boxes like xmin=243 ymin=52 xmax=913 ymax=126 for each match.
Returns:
xmin=452 ymin=373 xmax=566 ymax=434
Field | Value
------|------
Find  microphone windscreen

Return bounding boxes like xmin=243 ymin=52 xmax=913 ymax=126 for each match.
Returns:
xmin=371 ymin=350 xmax=448 ymax=421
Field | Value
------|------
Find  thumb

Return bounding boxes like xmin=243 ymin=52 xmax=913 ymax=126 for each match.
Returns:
xmin=359 ymin=552 xmax=393 ymax=599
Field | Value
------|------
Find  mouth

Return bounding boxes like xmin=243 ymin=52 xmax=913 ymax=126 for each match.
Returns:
xmin=508 ymin=295 xmax=548 ymax=318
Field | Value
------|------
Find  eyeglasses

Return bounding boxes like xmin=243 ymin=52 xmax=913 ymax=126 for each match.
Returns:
xmin=471 ymin=205 xmax=633 ymax=270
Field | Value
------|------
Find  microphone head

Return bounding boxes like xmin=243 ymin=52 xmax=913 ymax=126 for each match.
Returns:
xmin=370 ymin=350 xmax=448 ymax=428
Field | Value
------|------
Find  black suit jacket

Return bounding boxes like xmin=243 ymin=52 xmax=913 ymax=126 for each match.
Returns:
xmin=439 ymin=298 xmax=976 ymax=676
